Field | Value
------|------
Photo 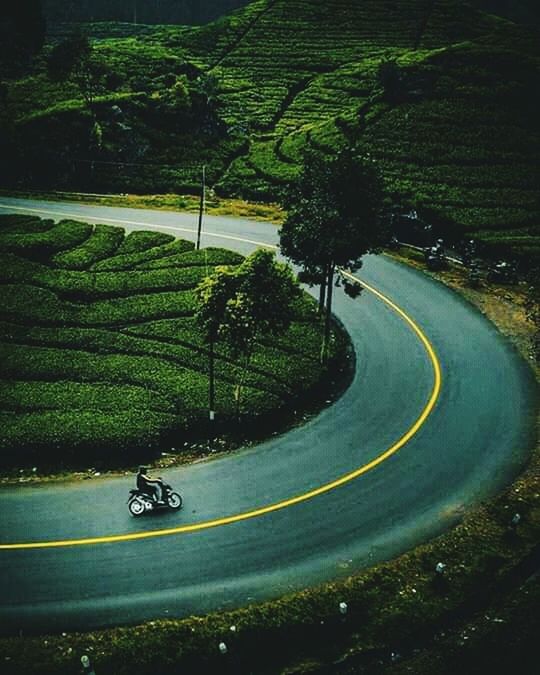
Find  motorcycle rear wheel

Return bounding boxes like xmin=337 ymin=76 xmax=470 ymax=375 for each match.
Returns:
xmin=168 ymin=492 xmax=183 ymax=510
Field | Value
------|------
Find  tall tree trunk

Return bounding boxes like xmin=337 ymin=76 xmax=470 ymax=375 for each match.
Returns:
xmin=321 ymin=263 xmax=335 ymax=364
xmin=235 ymin=349 xmax=252 ymax=420
xmin=318 ymin=275 xmax=327 ymax=315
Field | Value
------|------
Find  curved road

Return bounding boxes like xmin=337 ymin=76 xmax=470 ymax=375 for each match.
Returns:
xmin=0 ymin=197 xmax=537 ymax=635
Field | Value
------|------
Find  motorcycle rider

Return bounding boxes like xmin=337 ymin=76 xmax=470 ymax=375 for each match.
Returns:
xmin=136 ymin=466 xmax=165 ymax=504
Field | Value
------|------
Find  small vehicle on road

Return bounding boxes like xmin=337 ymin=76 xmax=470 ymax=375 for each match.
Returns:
xmin=127 ymin=482 xmax=183 ymax=517
xmin=424 ymin=239 xmax=448 ymax=271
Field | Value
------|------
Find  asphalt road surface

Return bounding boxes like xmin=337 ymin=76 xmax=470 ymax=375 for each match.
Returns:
xmin=0 ymin=197 xmax=537 ymax=635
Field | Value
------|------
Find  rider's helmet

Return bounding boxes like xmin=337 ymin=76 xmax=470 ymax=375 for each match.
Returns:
xmin=138 ymin=465 xmax=147 ymax=474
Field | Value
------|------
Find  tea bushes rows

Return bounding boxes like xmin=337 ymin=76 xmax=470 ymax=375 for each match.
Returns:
xmin=0 ymin=217 xmax=340 ymax=466
xmin=114 ymin=230 xmax=175 ymax=255
xmin=91 ymin=238 xmax=195 ymax=271
xmin=138 ymin=247 xmax=244 ymax=270
xmin=0 ymin=220 xmax=93 ymax=261
xmin=1 ymin=321 xmax=292 ymax=398
xmin=0 ymin=409 xmax=178 ymax=464
xmin=53 ymin=224 xmax=125 ymax=269
xmin=0 ymin=214 xmax=54 ymax=233
xmin=1 ymin=253 xmax=212 ymax=300
xmin=0 ymin=380 xmax=176 ymax=414
xmin=1 ymin=284 xmax=197 ymax=326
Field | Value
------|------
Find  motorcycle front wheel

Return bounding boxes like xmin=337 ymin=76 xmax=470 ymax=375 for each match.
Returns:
xmin=168 ymin=492 xmax=183 ymax=510
xmin=128 ymin=498 xmax=145 ymax=517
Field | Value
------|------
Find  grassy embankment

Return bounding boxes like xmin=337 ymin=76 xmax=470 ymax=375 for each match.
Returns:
xmin=0 ymin=213 xmax=350 ymax=473
xmin=2 ymin=0 xmax=539 ymax=264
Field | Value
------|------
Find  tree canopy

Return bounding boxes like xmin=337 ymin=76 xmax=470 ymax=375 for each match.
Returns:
xmin=196 ymin=249 xmax=300 ymax=354
xmin=280 ymin=147 xmax=388 ymax=361
xmin=196 ymin=248 xmax=301 ymax=416
xmin=280 ymin=147 xmax=388 ymax=275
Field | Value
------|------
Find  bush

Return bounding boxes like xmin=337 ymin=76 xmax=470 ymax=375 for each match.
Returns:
xmin=52 ymin=224 xmax=125 ymax=269
xmin=138 ymin=247 xmax=244 ymax=270
xmin=0 ymin=214 xmax=54 ymax=233
xmin=91 ymin=238 xmax=195 ymax=271
xmin=115 ymin=230 xmax=175 ymax=255
xmin=0 ymin=220 xmax=93 ymax=261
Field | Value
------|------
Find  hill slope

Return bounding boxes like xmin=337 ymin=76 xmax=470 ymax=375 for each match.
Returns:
xmin=2 ymin=0 xmax=539 ymax=261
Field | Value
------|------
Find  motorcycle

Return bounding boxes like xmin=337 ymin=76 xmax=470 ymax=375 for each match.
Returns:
xmin=127 ymin=482 xmax=183 ymax=517
xmin=487 ymin=260 xmax=518 ymax=285
xmin=424 ymin=243 xmax=447 ymax=271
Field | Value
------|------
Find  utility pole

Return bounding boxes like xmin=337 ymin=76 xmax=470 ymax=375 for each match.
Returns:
xmin=133 ymin=1 xmax=137 ymax=25
xmin=196 ymin=165 xmax=206 ymax=251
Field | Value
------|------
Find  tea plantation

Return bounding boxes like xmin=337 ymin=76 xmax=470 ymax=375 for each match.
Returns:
xmin=0 ymin=214 xmax=344 ymax=469
xmin=2 ymin=0 xmax=539 ymax=263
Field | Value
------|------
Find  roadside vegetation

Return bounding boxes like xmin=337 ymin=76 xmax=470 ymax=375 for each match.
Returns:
xmin=0 ymin=213 xmax=350 ymax=471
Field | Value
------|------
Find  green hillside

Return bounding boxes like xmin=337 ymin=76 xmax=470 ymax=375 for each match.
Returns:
xmin=0 ymin=214 xmax=344 ymax=468
xmin=1 ymin=0 xmax=539 ymax=262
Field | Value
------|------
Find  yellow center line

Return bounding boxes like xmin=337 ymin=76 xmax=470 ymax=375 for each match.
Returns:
xmin=0 ymin=206 xmax=442 ymax=551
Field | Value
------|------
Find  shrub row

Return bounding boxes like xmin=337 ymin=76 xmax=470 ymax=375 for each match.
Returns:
xmin=1 ymin=254 xmax=212 ymax=300
xmin=0 ymin=409 xmax=179 ymax=466
xmin=138 ymin=247 xmax=244 ymax=270
xmin=0 ymin=220 xmax=93 ymax=261
xmin=0 ymin=214 xmax=54 ymax=233
xmin=91 ymin=238 xmax=195 ymax=271
xmin=1 ymin=284 xmax=197 ymax=326
xmin=52 ymin=224 xmax=125 ymax=270
xmin=0 ymin=380 xmax=176 ymax=414
xmin=114 ymin=230 xmax=175 ymax=255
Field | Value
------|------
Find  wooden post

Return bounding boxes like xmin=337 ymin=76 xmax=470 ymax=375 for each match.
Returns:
xmin=196 ymin=165 xmax=206 ymax=251
xmin=321 ymin=263 xmax=334 ymax=363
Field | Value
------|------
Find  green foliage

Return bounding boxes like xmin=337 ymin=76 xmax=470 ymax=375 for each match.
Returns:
xmin=138 ymin=247 xmax=244 ymax=270
xmin=0 ymin=214 xmax=53 ymax=233
xmin=0 ymin=220 xmax=93 ymax=261
xmin=6 ymin=0 xmax=537 ymax=266
xmin=281 ymin=148 xmax=388 ymax=270
xmin=91 ymin=238 xmax=195 ymax=271
xmin=46 ymin=33 xmax=111 ymax=114
xmin=0 ymin=218 xmax=340 ymax=466
xmin=52 ymin=224 xmax=125 ymax=269
xmin=114 ymin=230 xmax=174 ymax=255
xmin=196 ymin=249 xmax=301 ymax=349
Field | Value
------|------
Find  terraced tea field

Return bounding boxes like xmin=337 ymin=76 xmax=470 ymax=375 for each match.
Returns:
xmin=0 ymin=214 xmax=340 ymax=468
xmin=2 ymin=0 xmax=539 ymax=262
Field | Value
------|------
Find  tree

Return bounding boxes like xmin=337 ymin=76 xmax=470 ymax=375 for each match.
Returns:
xmin=280 ymin=147 xmax=388 ymax=362
xmin=196 ymin=249 xmax=300 ymax=419
xmin=47 ymin=33 xmax=109 ymax=120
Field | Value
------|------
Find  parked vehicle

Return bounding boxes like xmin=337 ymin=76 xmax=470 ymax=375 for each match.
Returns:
xmin=487 ymin=260 xmax=518 ymax=284
xmin=424 ymin=240 xmax=447 ymax=271
xmin=127 ymin=482 xmax=183 ymax=517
